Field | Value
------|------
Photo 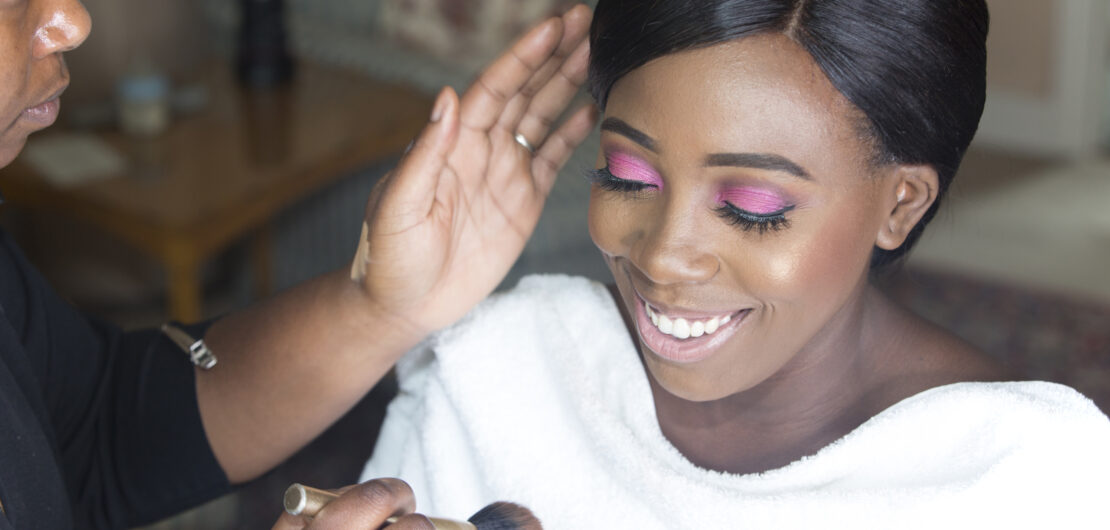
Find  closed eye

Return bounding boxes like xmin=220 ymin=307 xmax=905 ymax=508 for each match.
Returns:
xmin=714 ymin=202 xmax=794 ymax=234
xmin=586 ymin=169 xmax=794 ymax=234
xmin=585 ymin=167 xmax=658 ymax=193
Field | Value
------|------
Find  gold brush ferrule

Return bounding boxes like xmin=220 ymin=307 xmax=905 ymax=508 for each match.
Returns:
xmin=283 ymin=483 xmax=477 ymax=529
xmin=283 ymin=483 xmax=338 ymax=516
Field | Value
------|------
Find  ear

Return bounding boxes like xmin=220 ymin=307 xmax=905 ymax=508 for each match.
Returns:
xmin=874 ymin=165 xmax=940 ymax=251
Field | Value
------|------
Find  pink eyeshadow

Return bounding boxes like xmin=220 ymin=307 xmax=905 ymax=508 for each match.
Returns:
xmin=608 ymin=152 xmax=664 ymax=189
xmin=717 ymin=187 xmax=788 ymax=215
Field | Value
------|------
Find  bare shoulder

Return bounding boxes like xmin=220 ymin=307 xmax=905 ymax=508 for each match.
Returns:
xmin=908 ymin=312 xmax=1011 ymax=382
xmin=864 ymin=290 xmax=1013 ymax=409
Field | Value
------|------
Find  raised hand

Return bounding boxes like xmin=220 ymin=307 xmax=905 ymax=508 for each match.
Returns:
xmin=351 ymin=5 xmax=596 ymax=335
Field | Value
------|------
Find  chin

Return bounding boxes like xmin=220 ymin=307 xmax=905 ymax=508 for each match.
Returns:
xmin=0 ymin=138 xmax=26 ymax=169
xmin=642 ymin=352 xmax=762 ymax=403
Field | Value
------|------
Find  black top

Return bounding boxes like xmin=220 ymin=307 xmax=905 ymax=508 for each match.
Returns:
xmin=0 ymin=229 xmax=230 ymax=529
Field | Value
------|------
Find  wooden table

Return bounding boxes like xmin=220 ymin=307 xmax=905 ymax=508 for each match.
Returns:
xmin=0 ymin=61 xmax=432 ymax=322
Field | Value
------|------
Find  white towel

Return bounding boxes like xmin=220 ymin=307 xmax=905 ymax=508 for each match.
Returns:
xmin=362 ymin=275 xmax=1110 ymax=529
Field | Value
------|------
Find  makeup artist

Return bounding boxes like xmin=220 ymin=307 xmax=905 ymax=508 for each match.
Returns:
xmin=0 ymin=0 xmax=594 ymax=527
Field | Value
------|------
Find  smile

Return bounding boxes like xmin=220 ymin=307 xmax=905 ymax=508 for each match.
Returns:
xmin=645 ymin=304 xmax=731 ymax=339
xmin=633 ymin=292 xmax=750 ymax=364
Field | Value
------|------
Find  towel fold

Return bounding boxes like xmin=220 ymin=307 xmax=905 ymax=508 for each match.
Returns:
xmin=362 ymin=274 xmax=1110 ymax=529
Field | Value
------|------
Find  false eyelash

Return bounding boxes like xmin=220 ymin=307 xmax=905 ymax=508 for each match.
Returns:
xmin=584 ymin=167 xmax=657 ymax=193
xmin=714 ymin=202 xmax=795 ymax=234
xmin=586 ymin=168 xmax=794 ymax=234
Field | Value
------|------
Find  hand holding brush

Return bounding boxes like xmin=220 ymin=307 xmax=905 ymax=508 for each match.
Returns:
xmin=274 ymin=479 xmax=542 ymax=529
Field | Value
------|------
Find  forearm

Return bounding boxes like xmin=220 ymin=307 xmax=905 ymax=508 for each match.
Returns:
xmin=192 ymin=0 xmax=595 ymax=487
xmin=195 ymin=269 xmax=425 ymax=483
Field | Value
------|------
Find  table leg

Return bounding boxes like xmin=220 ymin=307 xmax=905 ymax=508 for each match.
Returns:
xmin=167 ymin=254 xmax=203 ymax=323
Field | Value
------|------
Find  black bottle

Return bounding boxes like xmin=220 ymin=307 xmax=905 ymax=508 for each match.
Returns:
xmin=236 ymin=0 xmax=294 ymax=87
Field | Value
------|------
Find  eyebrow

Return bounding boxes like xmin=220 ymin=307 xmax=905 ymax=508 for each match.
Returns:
xmin=704 ymin=153 xmax=812 ymax=181
xmin=600 ymin=117 xmax=812 ymax=181
xmin=600 ymin=118 xmax=657 ymax=151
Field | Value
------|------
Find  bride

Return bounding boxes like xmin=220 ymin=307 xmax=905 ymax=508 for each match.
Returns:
xmin=280 ymin=1 xmax=1110 ymax=528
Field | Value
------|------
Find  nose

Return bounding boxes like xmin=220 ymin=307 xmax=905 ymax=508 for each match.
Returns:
xmin=32 ymin=0 xmax=92 ymax=58
xmin=629 ymin=208 xmax=720 ymax=286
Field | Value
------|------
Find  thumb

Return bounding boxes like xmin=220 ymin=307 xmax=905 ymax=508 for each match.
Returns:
xmin=272 ymin=511 xmax=308 ymax=530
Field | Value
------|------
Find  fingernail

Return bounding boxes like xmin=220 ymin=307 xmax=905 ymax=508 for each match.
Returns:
xmin=430 ymin=89 xmax=448 ymax=123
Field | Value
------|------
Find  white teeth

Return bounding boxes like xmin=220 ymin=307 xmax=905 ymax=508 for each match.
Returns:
xmin=705 ymin=317 xmax=719 ymax=334
xmin=690 ymin=320 xmax=705 ymax=338
xmin=644 ymin=302 xmax=733 ymax=340
xmin=658 ymin=314 xmax=673 ymax=334
xmin=672 ymin=318 xmax=690 ymax=339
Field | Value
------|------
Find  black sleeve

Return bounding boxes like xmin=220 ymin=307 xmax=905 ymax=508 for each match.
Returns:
xmin=0 ymin=230 xmax=230 ymax=528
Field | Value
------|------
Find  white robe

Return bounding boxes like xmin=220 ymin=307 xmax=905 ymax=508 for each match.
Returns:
xmin=361 ymin=275 xmax=1110 ymax=529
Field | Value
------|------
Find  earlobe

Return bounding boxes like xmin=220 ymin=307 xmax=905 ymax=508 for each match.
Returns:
xmin=875 ymin=165 xmax=939 ymax=251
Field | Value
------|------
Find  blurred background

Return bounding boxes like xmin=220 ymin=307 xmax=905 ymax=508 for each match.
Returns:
xmin=0 ymin=0 xmax=1107 ymax=527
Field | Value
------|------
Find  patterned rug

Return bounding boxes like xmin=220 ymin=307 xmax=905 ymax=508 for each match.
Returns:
xmin=883 ymin=267 xmax=1110 ymax=415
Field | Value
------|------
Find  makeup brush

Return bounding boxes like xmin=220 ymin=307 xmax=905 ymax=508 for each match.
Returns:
xmin=283 ymin=483 xmax=542 ymax=530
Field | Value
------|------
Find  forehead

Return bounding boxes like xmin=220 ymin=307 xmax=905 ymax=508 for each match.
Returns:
xmin=604 ymin=33 xmax=867 ymax=169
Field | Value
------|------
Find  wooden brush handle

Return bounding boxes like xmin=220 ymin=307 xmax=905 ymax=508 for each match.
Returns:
xmin=385 ymin=515 xmax=477 ymax=529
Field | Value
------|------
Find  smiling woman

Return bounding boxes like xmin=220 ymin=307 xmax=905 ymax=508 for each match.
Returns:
xmin=0 ymin=1 xmax=604 ymax=527
xmin=360 ymin=1 xmax=1110 ymax=528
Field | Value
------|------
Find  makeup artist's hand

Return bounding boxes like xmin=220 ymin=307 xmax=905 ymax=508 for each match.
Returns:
xmin=272 ymin=478 xmax=435 ymax=529
xmin=350 ymin=4 xmax=597 ymax=335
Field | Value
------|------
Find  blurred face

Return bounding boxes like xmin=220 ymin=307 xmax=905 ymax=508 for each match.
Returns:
xmin=589 ymin=34 xmax=894 ymax=402
xmin=0 ymin=0 xmax=90 ymax=167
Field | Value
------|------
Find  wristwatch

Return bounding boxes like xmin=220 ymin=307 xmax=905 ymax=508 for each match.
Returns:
xmin=160 ymin=323 xmax=218 ymax=370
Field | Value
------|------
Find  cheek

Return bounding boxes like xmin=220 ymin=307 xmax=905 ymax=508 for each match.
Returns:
xmin=587 ymin=190 xmax=641 ymax=258
xmin=0 ymin=51 xmax=32 ymax=156
xmin=745 ymin=201 xmax=878 ymax=302
xmin=587 ymin=191 xmax=620 ymax=255
xmin=0 ymin=33 xmax=28 ymax=93
xmin=0 ymin=102 xmax=33 ymax=167
xmin=793 ymin=221 xmax=871 ymax=288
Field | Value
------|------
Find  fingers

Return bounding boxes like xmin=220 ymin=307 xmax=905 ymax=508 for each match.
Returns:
xmin=307 ymin=478 xmax=417 ymax=529
xmin=458 ymin=13 xmax=565 ymax=132
xmin=512 ymin=36 xmax=590 ymax=149
xmin=532 ymin=103 xmax=599 ymax=194
xmin=376 ymin=87 xmax=459 ymax=229
xmin=498 ymin=4 xmax=593 ymax=143
xmin=386 ymin=514 xmax=437 ymax=529
xmin=273 ymin=511 xmax=308 ymax=530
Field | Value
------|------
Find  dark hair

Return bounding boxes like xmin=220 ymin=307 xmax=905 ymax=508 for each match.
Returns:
xmin=588 ymin=0 xmax=989 ymax=270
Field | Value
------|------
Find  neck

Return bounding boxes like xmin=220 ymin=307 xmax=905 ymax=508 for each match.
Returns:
xmin=648 ymin=285 xmax=892 ymax=475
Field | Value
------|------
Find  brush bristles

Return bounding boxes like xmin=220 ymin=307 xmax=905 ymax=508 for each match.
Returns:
xmin=467 ymin=502 xmax=543 ymax=530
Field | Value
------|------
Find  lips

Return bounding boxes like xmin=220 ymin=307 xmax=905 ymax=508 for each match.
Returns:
xmin=22 ymin=98 xmax=60 ymax=126
xmin=632 ymin=290 xmax=750 ymax=364
xmin=22 ymin=83 xmax=68 ymax=127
